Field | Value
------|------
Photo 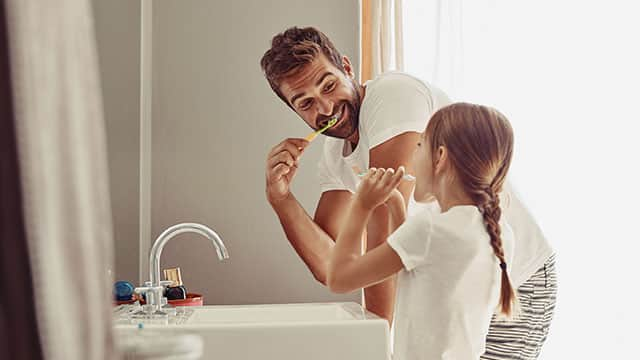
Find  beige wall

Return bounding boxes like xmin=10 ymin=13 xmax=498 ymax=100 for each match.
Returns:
xmin=92 ymin=0 xmax=141 ymax=283
xmin=151 ymin=0 xmax=360 ymax=304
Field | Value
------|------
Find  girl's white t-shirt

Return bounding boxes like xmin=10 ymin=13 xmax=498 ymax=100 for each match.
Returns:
xmin=387 ymin=206 xmax=515 ymax=360
xmin=318 ymin=71 xmax=553 ymax=288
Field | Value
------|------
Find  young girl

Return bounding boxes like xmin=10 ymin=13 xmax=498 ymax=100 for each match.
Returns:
xmin=327 ymin=102 xmax=517 ymax=360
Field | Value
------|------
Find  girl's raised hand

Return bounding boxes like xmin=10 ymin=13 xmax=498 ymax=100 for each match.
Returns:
xmin=355 ymin=166 xmax=406 ymax=211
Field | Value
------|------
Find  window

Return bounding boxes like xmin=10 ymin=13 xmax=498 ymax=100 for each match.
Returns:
xmin=403 ymin=1 xmax=640 ymax=358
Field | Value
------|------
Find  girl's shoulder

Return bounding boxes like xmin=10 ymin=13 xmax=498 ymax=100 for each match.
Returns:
xmin=430 ymin=206 xmax=490 ymax=245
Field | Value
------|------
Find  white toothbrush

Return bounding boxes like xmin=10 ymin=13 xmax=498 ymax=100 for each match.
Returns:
xmin=352 ymin=166 xmax=415 ymax=182
xmin=357 ymin=172 xmax=416 ymax=182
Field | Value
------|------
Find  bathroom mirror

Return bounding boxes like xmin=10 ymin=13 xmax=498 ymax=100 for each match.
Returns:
xmin=93 ymin=0 xmax=361 ymax=305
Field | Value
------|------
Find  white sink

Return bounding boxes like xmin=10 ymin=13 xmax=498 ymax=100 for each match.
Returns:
xmin=186 ymin=302 xmax=354 ymax=323
xmin=114 ymin=302 xmax=390 ymax=360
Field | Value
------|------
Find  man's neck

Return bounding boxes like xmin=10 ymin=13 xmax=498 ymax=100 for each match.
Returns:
xmin=347 ymin=134 xmax=359 ymax=151
xmin=345 ymin=83 xmax=366 ymax=148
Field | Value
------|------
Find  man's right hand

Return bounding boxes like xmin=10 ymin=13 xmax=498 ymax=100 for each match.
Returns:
xmin=265 ymin=138 xmax=309 ymax=204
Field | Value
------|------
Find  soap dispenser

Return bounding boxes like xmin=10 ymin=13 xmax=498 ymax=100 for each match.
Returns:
xmin=163 ymin=267 xmax=187 ymax=300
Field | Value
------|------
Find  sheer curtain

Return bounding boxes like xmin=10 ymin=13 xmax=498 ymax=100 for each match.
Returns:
xmin=403 ymin=1 xmax=640 ymax=359
xmin=360 ymin=0 xmax=405 ymax=82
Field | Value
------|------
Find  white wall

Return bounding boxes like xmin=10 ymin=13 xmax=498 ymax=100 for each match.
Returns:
xmin=150 ymin=0 xmax=360 ymax=304
xmin=93 ymin=0 xmax=140 ymax=283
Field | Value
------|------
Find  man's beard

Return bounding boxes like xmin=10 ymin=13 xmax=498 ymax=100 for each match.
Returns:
xmin=321 ymin=79 xmax=361 ymax=140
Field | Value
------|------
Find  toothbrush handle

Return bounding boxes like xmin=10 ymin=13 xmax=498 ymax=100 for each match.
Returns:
xmin=357 ymin=172 xmax=415 ymax=181
xmin=304 ymin=132 xmax=318 ymax=142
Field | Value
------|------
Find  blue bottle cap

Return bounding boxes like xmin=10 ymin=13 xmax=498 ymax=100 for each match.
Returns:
xmin=113 ymin=280 xmax=135 ymax=301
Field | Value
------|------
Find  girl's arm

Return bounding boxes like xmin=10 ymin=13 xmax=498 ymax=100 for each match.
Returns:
xmin=386 ymin=189 xmax=407 ymax=232
xmin=327 ymin=168 xmax=406 ymax=294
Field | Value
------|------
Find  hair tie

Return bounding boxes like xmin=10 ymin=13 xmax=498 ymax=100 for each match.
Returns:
xmin=499 ymin=262 xmax=507 ymax=270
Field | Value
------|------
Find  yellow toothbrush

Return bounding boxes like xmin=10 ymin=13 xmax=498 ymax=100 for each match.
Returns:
xmin=304 ymin=117 xmax=338 ymax=142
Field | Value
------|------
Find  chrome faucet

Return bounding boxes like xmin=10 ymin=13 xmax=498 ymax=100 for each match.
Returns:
xmin=136 ymin=223 xmax=229 ymax=310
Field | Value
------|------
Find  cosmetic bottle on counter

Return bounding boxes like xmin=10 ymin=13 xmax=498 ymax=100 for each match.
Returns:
xmin=113 ymin=280 xmax=135 ymax=302
xmin=163 ymin=267 xmax=187 ymax=300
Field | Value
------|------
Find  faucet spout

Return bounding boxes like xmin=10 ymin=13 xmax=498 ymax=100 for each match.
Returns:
xmin=149 ymin=223 xmax=229 ymax=291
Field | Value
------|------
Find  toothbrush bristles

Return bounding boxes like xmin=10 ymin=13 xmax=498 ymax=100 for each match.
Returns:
xmin=304 ymin=116 xmax=340 ymax=142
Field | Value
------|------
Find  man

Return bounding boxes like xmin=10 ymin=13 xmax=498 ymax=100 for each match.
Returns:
xmin=260 ymin=27 xmax=556 ymax=359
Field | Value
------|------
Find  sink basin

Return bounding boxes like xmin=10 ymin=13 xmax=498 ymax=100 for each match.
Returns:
xmin=186 ymin=302 xmax=355 ymax=324
xmin=114 ymin=302 xmax=390 ymax=360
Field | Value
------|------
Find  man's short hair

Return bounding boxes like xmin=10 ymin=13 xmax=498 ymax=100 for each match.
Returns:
xmin=260 ymin=27 xmax=345 ymax=104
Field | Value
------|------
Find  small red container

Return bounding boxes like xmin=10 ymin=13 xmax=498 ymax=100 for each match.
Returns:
xmin=114 ymin=298 xmax=137 ymax=306
xmin=113 ymin=293 xmax=204 ymax=307
xmin=167 ymin=293 xmax=204 ymax=307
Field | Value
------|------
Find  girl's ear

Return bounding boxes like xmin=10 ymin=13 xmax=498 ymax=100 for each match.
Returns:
xmin=434 ymin=146 xmax=448 ymax=175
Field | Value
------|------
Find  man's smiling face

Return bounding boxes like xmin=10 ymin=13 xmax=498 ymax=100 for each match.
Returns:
xmin=279 ymin=55 xmax=361 ymax=140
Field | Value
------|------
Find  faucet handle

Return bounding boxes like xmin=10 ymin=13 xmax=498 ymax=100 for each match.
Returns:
xmin=134 ymin=285 xmax=163 ymax=295
xmin=134 ymin=285 xmax=165 ymax=308
xmin=136 ymin=280 xmax=174 ymax=308
xmin=143 ymin=280 xmax=174 ymax=287
xmin=134 ymin=285 xmax=166 ymax=299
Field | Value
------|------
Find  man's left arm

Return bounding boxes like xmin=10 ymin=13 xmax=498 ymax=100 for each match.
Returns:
xmin=363 ymin=131 xmax=420 ymax=325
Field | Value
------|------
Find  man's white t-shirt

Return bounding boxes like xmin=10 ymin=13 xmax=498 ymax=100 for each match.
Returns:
xmin=387 ymin=206 xmax=515 ymax=360
xmin=317 ymin=71 xmax=553 ymax=288
xmin=318 ymin=72 xmax=451 ymax=212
